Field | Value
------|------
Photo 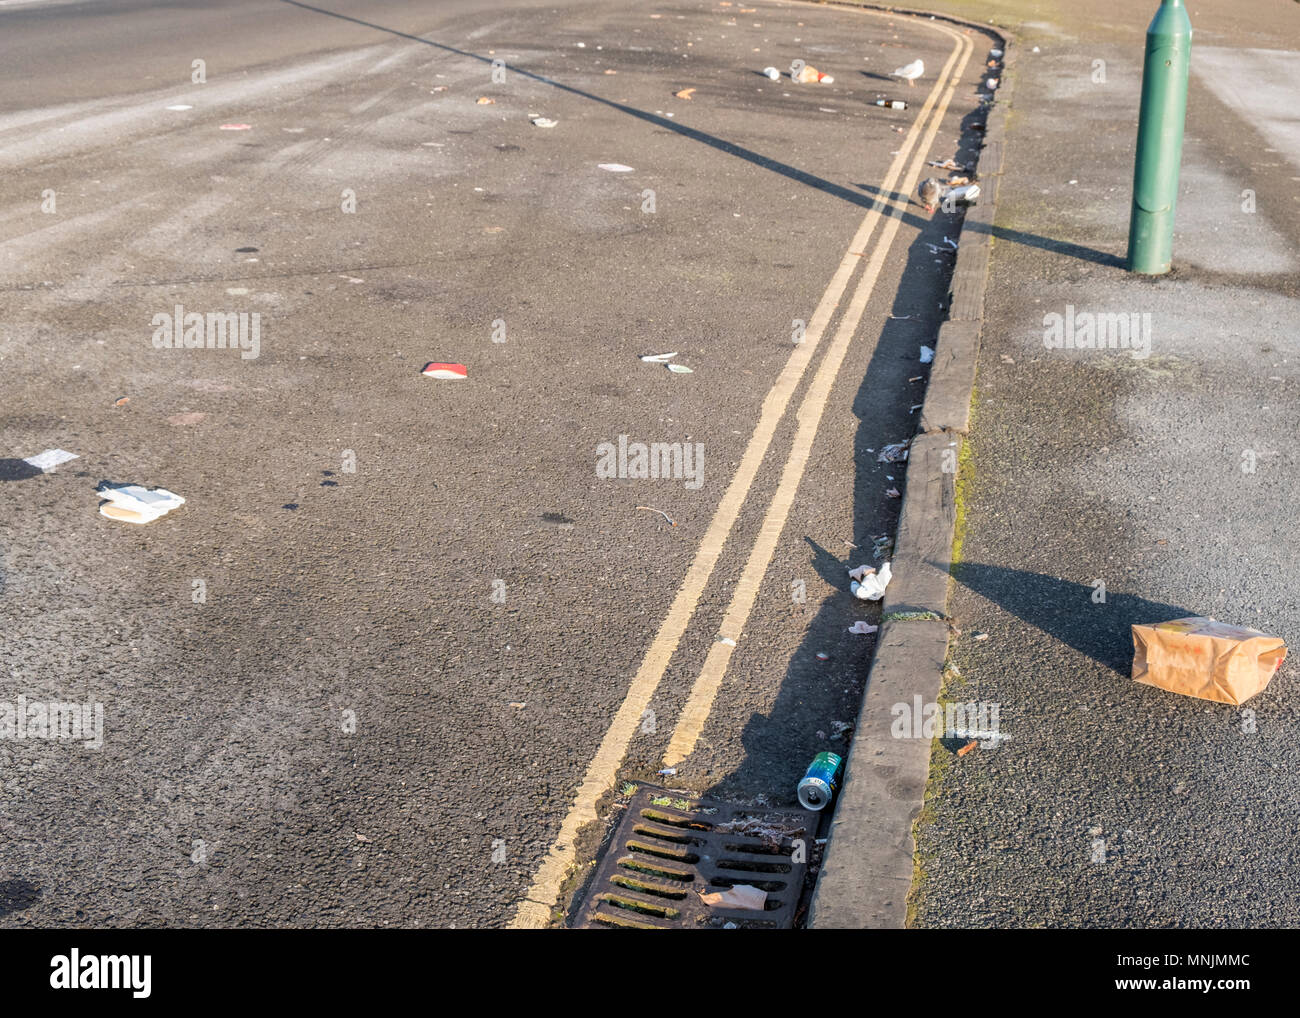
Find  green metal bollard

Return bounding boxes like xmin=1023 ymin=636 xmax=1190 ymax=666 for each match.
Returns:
xmin=1127 ymin=0 xmax=1192 ymax=274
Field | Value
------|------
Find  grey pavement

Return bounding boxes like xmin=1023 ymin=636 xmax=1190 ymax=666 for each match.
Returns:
xmin=899 ymin=0 xmax=1300 ymax=928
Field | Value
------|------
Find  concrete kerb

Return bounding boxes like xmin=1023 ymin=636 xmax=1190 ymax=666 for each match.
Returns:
xmin=806 ymin=6 xmax=1015 ymax=928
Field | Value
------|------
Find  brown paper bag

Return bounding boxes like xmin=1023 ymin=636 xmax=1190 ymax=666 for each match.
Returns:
xmin=1131 ymin=617 xmax=1287 ymax=705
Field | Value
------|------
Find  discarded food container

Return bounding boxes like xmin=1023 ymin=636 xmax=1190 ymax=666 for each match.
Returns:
xmin=795 ymin=65 xmax=833 ymax=84
xmin=762 ymin=66 xmax=780 ymax=80
xmin=875 ymin=99 xmax=907 ymax=110
xmin=97 ymin=483 xmax=185 ymax=524
xmin=1132 ymin=617 xmax=1287 ymax=705
xmin=797 ymin=751 xmax=843 ymax=810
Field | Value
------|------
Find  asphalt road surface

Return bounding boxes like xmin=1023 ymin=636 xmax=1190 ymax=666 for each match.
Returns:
xmin=0 ymin=0 xmax=993 ymax=927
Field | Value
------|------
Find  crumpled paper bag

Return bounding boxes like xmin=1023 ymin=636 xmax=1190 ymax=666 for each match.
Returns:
xmin=1131 ymin=617 xmax=1286 ymax=705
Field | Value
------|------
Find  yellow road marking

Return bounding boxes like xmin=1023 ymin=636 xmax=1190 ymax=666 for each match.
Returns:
xmin=663 ymin=24 xmax=974 ymax=767
xmin=511 ymin=10 xmax=969 ymax=929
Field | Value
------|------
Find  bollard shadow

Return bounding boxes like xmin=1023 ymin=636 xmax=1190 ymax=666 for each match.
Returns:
xmin=948 ymin=562 xmax=1192 ymax=674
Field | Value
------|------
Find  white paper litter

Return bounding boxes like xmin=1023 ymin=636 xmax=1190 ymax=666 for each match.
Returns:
xmin=97 ymin=483 xmax=185 ymax=524
xmin=848 ymin=621 xmax=879 ymax=635
xmin=598 ymin=163 xmax=634 ymax=172
xmin=920 ymin=345 xmax=935 ymax=363
xmin=851 ymin=561 xmax=892 ymax=601
xmin=22 ymin=449 xmax=79 ymax=472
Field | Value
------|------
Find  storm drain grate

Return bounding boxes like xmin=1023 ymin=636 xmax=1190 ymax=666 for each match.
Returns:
xmin=574 ymin=786 xmax=818 ymax=929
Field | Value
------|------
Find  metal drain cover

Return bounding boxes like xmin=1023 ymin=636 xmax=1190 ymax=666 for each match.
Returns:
xmin=574 ymin=786 xmax=818 ymax=929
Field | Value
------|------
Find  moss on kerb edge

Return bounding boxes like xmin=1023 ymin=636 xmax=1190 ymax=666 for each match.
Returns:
xmin=906 ymin=403 xmax=977 ymax=926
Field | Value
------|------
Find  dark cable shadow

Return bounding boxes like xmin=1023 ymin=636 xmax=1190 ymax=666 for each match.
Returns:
xmin=279 ymin=0 xmax=878 ymax=209
xmin=949 ymin=562 xmax=1192 ymax=674
xmin=852 ymin=183 xmax=1127 ymax=268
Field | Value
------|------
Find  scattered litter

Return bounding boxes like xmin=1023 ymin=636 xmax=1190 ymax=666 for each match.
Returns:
xmin=476 ymin=96 xmax=495 ymax=105
xmin=219 ymin=123 xmax=251 ymax=130
xmin=165 ymin=104 xmax=193 ymax=111
xmin=717 ymin=636 xmax=737 ymax=647
xmin=1032 ymin=46 xmax=1040 ymax=53
xmin=946 ymin=183 xmax=981 ymax=205
xmin=421 ymin=362 xmax=467 ymax=379
xmin=795 ymin=65 xmax=833 ymax=84
xmin=723 ymin=922 xmax=738 ymax=929
xmin=762 ymin=66 xmax=780 ymax=80
xmin=603 ymin=68 xmax=617 ymax=75
xmin=508 ymin=702 xmax=526 ymax=709
xmin=598 ymin=163 xmax=634 ymax=172
xmin=530 ymin=116 xmax=558 ymax=128
xmin=917 ymin=178 xmax=940 ymax=212
xmin=657 ymin=767 xmax=677 ymax=776
xmin=886 ymin=486 xmax=901 ymax=497
xmin=96 ymin=482 xmax=185 ymax=525
xmin=872 ymin=534 xmax=893 ymax=560
xmin=848 ymin=621 xmax=878 ymax=635
xmin=920 ymin=345 xmax=935 ymax=363
xmin=973 ymin=631 xmax=989 ymax=641
xmin=639 ymin=351 xmax=678 ymax=362
xmin=928 ymin=158 xmax=969 ymax=172
xmin=877 ymin=441 xmax=910 ymax=463
xmin=908 ymin=375 xmax=922 ymax=382
xmin=666 ymin=363 xmax=694 ymax=374
xmin=674 ymin=87 xmax=696 ymax=100
xmin=22 ymin=449 xmax=78 ymax=473
xmin=1132 ymin=617 xmax=1287 ymax=705
xmin=797 ymin=751 xmax=842 ymax=810
xmin=851 ymin=561 xmax=892 ymax=601
xmin=815 ymin=651 xmax=830 ymax=661
xmin=986 ymin=77 xmax=1000 ymax=90
xmin=891 ymin=58 xmax=924 ymax=85
xmin=698 ymin=884 xmax=766 ymax=910
xmin=829 ymin=720 xmax=853 ymax=739
xmin=636 ymin=505 xmax=676 ymax=526
xmin=990 ymin=48 xmax=1004 ymax=58
xmin=113 ymin=396 xmax=130 ymax=407
xmin=957 ymin=739 xmax=980 ymax=757
xmin=875 ymin=98 xmax=907 ymax=110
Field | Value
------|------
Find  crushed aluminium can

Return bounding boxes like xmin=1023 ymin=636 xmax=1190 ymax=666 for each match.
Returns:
xmin=797 ymin=751 xmax=843 ymax=810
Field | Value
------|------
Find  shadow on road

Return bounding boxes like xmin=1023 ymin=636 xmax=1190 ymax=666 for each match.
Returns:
xmin=949 ymin=562 xmax=1192 ymax=674
xmin=280 ymin=0 xmax=881 ymax=209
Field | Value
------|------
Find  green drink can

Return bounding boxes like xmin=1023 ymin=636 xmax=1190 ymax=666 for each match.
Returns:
xmin=797 ymin=751 xmax=843 ymax=810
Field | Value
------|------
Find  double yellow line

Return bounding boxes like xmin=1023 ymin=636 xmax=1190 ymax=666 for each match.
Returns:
xmin=512 ymin=5 xmax=973 ymax=928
